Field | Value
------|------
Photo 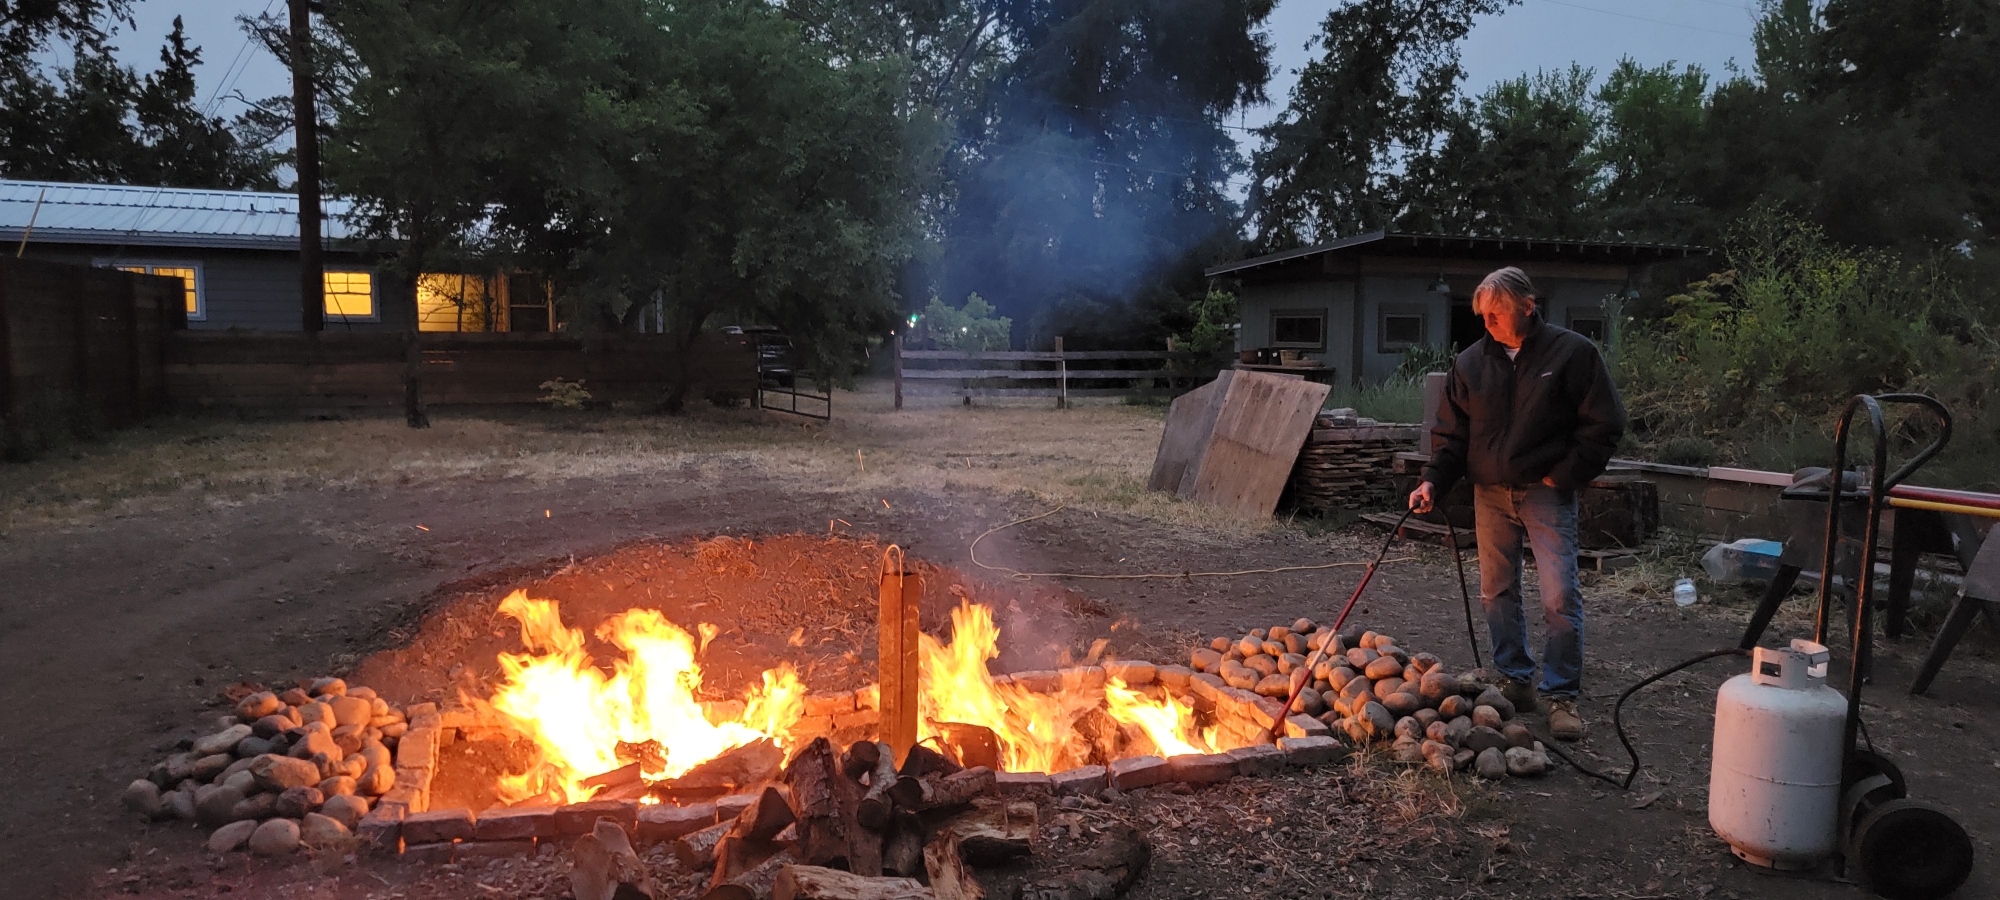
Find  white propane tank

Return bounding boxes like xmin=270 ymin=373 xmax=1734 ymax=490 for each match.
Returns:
xmin=1708 ymin=639 xmax=1847 ymax=870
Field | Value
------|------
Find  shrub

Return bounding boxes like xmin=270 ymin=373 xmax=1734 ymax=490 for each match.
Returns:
xmin=538 ymin=379 xmax=592 ymax=410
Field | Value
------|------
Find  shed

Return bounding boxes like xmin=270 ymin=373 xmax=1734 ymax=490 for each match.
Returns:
xmin=1206 ymin=232 xmax=1705 ymax=384
xmin=0 ymin=178 xmax=554 ymax=333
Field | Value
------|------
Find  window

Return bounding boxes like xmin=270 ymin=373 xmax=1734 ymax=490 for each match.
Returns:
xmin=1567 ymin=311 xmax=1607 ymax=343
xmin=417 ymin=273 xmax=504 ymax=332
xmin=1270 ymin=310 xmax=1325 ymax=349
xmin=324 ymin=270 xmax=376 ymax=321
xmin=108 ymin=262 xmax=203 ymax=320
xmin=1378 ymin=307 xmax=1426 ymax=353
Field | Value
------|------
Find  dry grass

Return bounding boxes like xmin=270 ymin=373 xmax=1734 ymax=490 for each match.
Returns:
xmin=0 ymin=380 xmax=1271 ymax=536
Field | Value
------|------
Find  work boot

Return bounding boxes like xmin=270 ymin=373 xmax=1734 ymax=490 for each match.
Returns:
xmin=1546 ymin=698 xmax=1584 ymax=742
xmin=1500 ymin=678 xmax=1539 ymax=714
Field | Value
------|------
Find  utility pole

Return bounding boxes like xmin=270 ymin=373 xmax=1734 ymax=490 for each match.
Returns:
xmin=288 ymin=0 xmax=324 ymax=333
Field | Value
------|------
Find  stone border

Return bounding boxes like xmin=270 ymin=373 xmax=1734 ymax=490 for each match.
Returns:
xmin=367 ymin=662 xmax=1350 ymax=859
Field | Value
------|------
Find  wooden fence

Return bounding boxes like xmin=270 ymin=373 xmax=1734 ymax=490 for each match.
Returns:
xmin=166 ymin=331 xmax=758 ymax=413
xmin=892 ymin=337 xmax=1226 ymax=408
xmin=0 ymin=257 xmax=185 ymax=431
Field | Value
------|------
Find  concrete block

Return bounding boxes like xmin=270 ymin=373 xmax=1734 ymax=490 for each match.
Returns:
xmin=473 ymin=806 xmax=554 ymax=841
xmin=1101 ymin=662 xmax=1157 ymax=685
xmin=454 ymin=839 xmax=534 ymax=860
xmin=1278 ymin=735 xmax=1349 ymax=767
xmin=1048 ymin=765 xmax=1108 ymax=797
xmin=400 ymin=841 xmax=454 ymax=864
xmin=554 ymin=799 xmax=637 ymax=835
xmin=1166 ymin=753 xmax=1236 ymax=784
xmin=1059 ymin=666 xmax=1107 ymax=691
xmin=1155 ymin=665 xmax=1194 ymax=690
xmin=1108 ymin=756 xmax=1171 ymax=791
xmin=996 ymin=772 xmax=1053 ymax=797
xmin=1226 ymin=744 xmax=1285 ymax=778
xmin=1284 ymin=714 xmax=1332 ymax=739
xmin=802 ymin=692 xmax=855 ymax=716
xmin=355 ymin=801 xmax=404 ymax=855
xmin=400 ymin=808 xmax=475 ymax=844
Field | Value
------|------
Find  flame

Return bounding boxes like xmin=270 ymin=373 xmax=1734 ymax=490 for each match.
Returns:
xmin=917 ymin=602 xmax=1094 ymax=772
xmin=1104 ymin=677 xmax=1218 ymax=757
xmin=484 ymin=591 xmax=803 ymax=805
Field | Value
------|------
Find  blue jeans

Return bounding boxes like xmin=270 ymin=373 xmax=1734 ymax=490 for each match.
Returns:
xmin=1473 ymin=483 xmax=1584 ymax=699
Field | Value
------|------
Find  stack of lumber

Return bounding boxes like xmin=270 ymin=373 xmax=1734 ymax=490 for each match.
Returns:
xmin=1282 ymin=418 xmax=1422 ymax=513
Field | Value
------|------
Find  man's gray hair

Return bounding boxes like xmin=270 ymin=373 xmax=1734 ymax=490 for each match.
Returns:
xmin=1474 ymin=266 xmax=1537 ymax=314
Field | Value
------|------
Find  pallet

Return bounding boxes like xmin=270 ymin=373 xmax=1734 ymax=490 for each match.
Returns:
xmin=1360 ymin=512 xmax=1476 ymax=549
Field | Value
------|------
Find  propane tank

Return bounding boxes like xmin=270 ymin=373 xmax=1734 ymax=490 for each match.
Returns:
xmin=1708 ymin=639 xmax=1847 ymax=870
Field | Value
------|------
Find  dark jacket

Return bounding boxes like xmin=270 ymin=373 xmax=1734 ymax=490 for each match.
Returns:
xmin=1422 ymin=318 xmax=1626 ymax=492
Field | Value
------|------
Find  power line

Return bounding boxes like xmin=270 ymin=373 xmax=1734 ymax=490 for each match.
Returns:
xmin=199 ymin=0 xmax=281 ymax=119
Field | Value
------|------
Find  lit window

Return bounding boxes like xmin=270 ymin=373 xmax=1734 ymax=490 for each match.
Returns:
xmin=417 ymin=273 xmax=502 ymax=332
xmin=111 ymin=262 xmax=202 ymax=319
xmin=1271 ymin=312 xmax=1325 ymax=349
xmin=324 ymin=271 xmax=376 ymax=320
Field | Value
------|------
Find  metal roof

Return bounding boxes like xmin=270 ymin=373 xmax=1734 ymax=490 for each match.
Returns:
xmin=0 ymin=178 xmax=363 ymax=251
xmin=1205 ymin=230 xmax=1709 ymax=278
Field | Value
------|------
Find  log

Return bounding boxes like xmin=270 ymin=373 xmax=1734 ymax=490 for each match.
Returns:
xmin=930 ymin=722 xmax=1002 ymax=771
xmin=936 ymin=798 xmax=1034 ymax=865
xmin=839 ymin=740 xmax=880 ymax=782
xmin=672 ymin=739 xmax=784 ymax=793
xmin=674 ymin=821 xmax=733 ymax=870
xmin=701 ymin=848 xmax=799 ymax=900
xmin=922 ymin=831 xmax=984 ymax=900
xmin=571 ymin=818 xmax=655 ymax=900
xmin=583 ymin=762 xmax=643 ymax=793
xmin=897 ymin=744 xmax=960 ymax=780
xmin=856 ymin=742 xmax=900 ymax=830
xmin=1014 ymin=826 xmax=1149 ymax=900
xmin=728 ymin=786 xmax=796 ymax=844
xmin=784 ymin=737 xmax=877 ymax=873
xmin=882 ymin=811 xmax=924 ymax=878
xmin=772 ymin=865 xmax=934 ymax=900
xmin=888 ymin=766 xmax=996 ymax=812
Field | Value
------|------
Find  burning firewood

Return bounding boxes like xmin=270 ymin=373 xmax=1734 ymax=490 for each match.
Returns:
xmin=888 ymin=765 xmax=996 ymax=813
xmin=1014 ymin=825 xmax=1150 ymax=900
xmin=771 ymin=865 xmax=935 ymax=900
xmin=897 ymin=743 xmax=961 ymax=780
xmin=571 ymin=818 xmax=655 ymax=900
xmin=583 ymin=762 xmax=644 ymax=793
xmin=928 ymin=722 xmax=1002 ymax=771
xmin=922 ymin=831 xmax=984 ymax=900
xmin=670 ymin=738 xmax=785 ymax=793
xmin=935 ymin=797 xmax=1035 ymax=865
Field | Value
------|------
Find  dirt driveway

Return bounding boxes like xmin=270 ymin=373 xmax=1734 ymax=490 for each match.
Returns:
xmin=2 ymin=390 xmax=1994 ymax=898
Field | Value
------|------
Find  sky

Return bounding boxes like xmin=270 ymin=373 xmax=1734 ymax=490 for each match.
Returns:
xmin=106 ymin=0 xmax=1761 ymax=161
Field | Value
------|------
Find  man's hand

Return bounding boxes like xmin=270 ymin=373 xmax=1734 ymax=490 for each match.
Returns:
xmin=1408 ymin=481 xmax=1436 ymax=514
xmin=1541 ymin=476 xmax=1559 ymax=488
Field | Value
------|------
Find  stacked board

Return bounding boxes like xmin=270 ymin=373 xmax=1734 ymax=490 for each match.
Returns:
xmin=1282 ymin=424 xmax=1422 ymax=513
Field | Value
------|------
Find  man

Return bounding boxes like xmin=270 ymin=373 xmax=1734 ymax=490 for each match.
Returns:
xmin=1408 ymin=267 xmax=1625 ymax=741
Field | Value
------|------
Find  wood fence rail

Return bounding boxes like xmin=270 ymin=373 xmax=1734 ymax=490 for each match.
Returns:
xmin=892 ymin=336 xmax=1225 ymax=409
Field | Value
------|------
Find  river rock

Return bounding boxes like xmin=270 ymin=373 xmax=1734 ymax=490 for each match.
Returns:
xmin=1254 ymin=674 xmax=1291 ymax=698
xmin=252 ymin=754 xmax=321 ymax=791
xmin=1363 ymin=656 xmax=1404 ymax=680
xmin=1465 ymin=726 xmax=1510 ymax=756
xmin=358 ymin=764 xmax=393 ymax=795
xmin=327 ymin=696 xmax=372 ymax=729
xmin=319 ymin=794 xmax=368 ymax=830
xmin=276 ymin=786 xmax=324 ymax=818
xmin=1393 ymin=716 xmax=1422 ymax=741
xmin=222 ymin=770 xmax=257 ymax=796
xmin=1383 ymin=692 xmax=1422 ymax=716
xmin=1243 ymin=654 xmax=1279 ymax=678
xmin=1472 ymin=705 xmax=1504 ymax=730
xmin=1278 ymin=652 xmax=1307 ymax=674
xmin=1503 ymin=723 xmax=1534 ymax=749
xmin=297 ymin=701 xmax=334 ymax=727
xmin=164 ymin=788 xmax=197 ymax=821
xmin=1454 ymin=748 xmax=1475 ymax=771
xmin=1409 ymin=652 xmax=1441 ymax=673
xmin=249 ymin=818 xmax=301 ymax=856
xmin=1191 ymin=648 xmax=1221 ymax=672
xmin=1425 ymin=720 xmax=1451 ymax=745
xmin=289 ymin=723 xmax=339 ymax=761
xmin=1208 ymin=637 xmax=1232 ymax=653
xmin=1474 ymin=688 xmax=1515 ymax=720
xmin=1421 ymin=740 xmax=1455 ymax=773
xmin=207 ymin=819 xmax=258 ymax=853
xmin=237 ymin=692 xmax=283 ymax=721
xmin=123 ymin=780 xmax=163 ymax=818
xmin=1475 ymin=747 xmax=1507 ymax=779
xmin=234 ymin=736 xmax=278 ymax=759
xmin=317 ymin=775 xmax=357 ymax=797
xmin=252 ymin=714 xmax=295 ymax=739
xmin=1418 ymin=670 xmax=1455 ymax=701
xmin=1236 ymin=637 xmax=1263 ymax=658
xmin=1298 ymin=688 xmax=1326 ymax=716
xmin=299 ymin=811 xmax=351 ymax=848
xmin=189 ymin=753 xmax=233 ymax=783
xmin=278 ymin=688 xmax=311 ymax=707
xmin=1505 ymin=747 xmax=1549 ymax=777
xmin=1413 ymin=708 xmax=1441 ymax=729
xmin=1372 ymin=676 xmax=1404 ymax=699
xmin=358 ymin=740 xmax=391 ymax=772
xmin=1283 ymin=632 xmax=1308 ymax=655
xmin=231 ymin=791 xmax=278 ymax=821
xmin=1222 ymin=667 xmax=1259 ymax=691
xmin=1445 ymin=716 xmax=1473 ymax=747
xmin=195 ymin=785 xmax=246 ymax=828
xmin=1360 ymin=701 xmax=1396 ymax=740
xmin=1345 ymin=647 xmax=1377 ymax=669
xmin=310 ymin=677 xmax=347 ymax=697
xmin=330 ymin=724 xmax=365 ymax=754
xmin=193 ymin=725 xmax=253 ymax=758
xmin=1391 ymin=735 xmax=1424 ymax=764
xmin=1438 ymin=695 xmax=1472 ymax=718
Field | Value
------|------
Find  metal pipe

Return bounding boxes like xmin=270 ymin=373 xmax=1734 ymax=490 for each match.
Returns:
xmin=1887 ymin=496 xmax=2000 ymax=520
xmin=1273 ymin=508 xmax=1412 ymax=734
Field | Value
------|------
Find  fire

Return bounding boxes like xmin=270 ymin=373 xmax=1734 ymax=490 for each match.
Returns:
xmin=918 ymin=602 xmax=1101 ymax=772
xmin=1104 ymin=677 xmax=1218 ymax=757
xmin=483 ymin=591 xmax=804 ymax=805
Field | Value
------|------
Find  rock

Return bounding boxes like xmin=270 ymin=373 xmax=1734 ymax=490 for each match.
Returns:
xmin=1243 ymin=654 xmax=1279 ymax=677
xmin=1345 ymin=647 xmax=1377 ymax=669
xmin=335 ymin=754 xmax=366 ymax=779
xmin=194 ymin=784 xmax=245 ymax=828
xmin=164 ymin=789 xmax=197 ymax=821
xmin=1336 ymin=623 xmax=1365 ymax=648
xmin=193 ymin=725 xmax=253 ymax=758
xmin=278 ymin=688 xmax=311 ymax=706
xmin=231 ymin=792 xmax=279 ymax=821
xmin=310 ymin=677 xmax=347 ymax=697
xmin=330 ymin=724 xmax=365 ymax=754
xmin=290 ymin=724 xmax=340 ymax=762
xmin=208 ymin=819 xmax=258 ymax=853
xmin=1268 ymin=625 xmax=1291 ymax=641
xmin=1221 ymin=667 xmax=1259 ymax=691
xmin=1402 ymin=665 xmax=1423 ymax=684
xmin=1297 ymin=688 xmax=1325 ymax=716
xmin=359 ymin=740 xmax=391 ymax=772
xmin=1445 ymin=716 xmax=1473 ymax=747
xmin=1208 ymin=637 xmax=1232 ymax=653
xmin=358 ymin=764 xmax=393 ymax=795
xmin=1413 ymin=708 xmax=1441 ymax=729
xmin=1291 ymin=617 xmax=1316 ymax=634
xmin=1465 ymin=726 xmax=1510 ymax=756
xmin=1372 ymin=676 xmax=1405 ymax=699
xmin=123 ymin=779 xmax=164 ymax=818
xmin=1305 ymin=631 xmax=1330 ymax=652
xmin=163 ymin=752 xmax=198 ymax=784
xmin=1341 ymin=716 xmax=1370 ymax=745
xmin=1278 ymin=652 xmax=1307 ymax=674
xmin=1377 ymin=645 xmax=1409 ymax=665
xmin=1472 ymin=705 xmax=1504 ymax=730
xmin=222 ymin=770 xmax=257 ymax=796
xmin=1454 ymin=748 xmax=1476 ymax=771
xmin=1190 ymin=648 xmax=1221 ymax=672
xmin=189 ymin=753 xmax=233 ymax=782
xmin=1475 ymin=747 xmax=1507 ymax=779
xmin=1421 ymin=740 xmax=1455 ymax=773
xmin=318 ymin=775 xmax=357 ymax=797
xmin=1249 ymin=628 xmax=1268 ymax=640
xmin=249 ymin=818 xmax=301 ymax=856
xmin=300 ymin=812 xmax=352 ymax=847
xmin=347 ymin=685 xmax=377 ymax=700
xmin=1391 ymin=736 xmax=1424 ymax=763
xmin=238 ymin=692 xmax=284 ymax=721
xmin=1505 ymin=747 xmax=1549 ymax=777
xmin=1410 ymin=652 xmax=1441 ymax=673
xmin=1283 ymin=632 xmax=1308 ymax=655
xmin=1339 ymin=676 xmax=1372 ymax=701
xmin=297 ymin=701 xmax=334 ymax=727
xmin=1393 ymin=717 xmax=1421 ymax=741
xmin=252 ymin=754 xmax=321 ymax=791
xmin=1359 ymin=701 xmax=1395 ymax=741
xmin=1438 ymin=695 xmax=1472 ymax=718
xmin=1327 ymin=666 xmax=1357 ymax=691
xmin=1502 ymin=723 xmax=1534 ymax=749
xmin=1425 ymin=720 xmax=1450 ymax=744
xmin=237 ymin=736 xmax=281 ymax=759
xmin=1260 ymin=639 xmax=1285 ymax=657
xmin=319 ymin=794 xmax=369 ymax=830
xmin=1383 ymin=692 xmax=1422 ymax=716
xmin=276 ymin=786 xmax=324 ymax=818
xmin=1253 ymin=674 xmax=1292 ymax=697
xmin=328 ymin=696 xmax=372 ymax=729
xmin=1363 ymin=656 xmax=1404 ymax=680
xmin=1474 ymin=687 xmax=1516 ymax=720
xmin=1236 ymin=637 xmax=1262 ymax=658
xmin=1359 ymin=630 xmax=1381 ymax=649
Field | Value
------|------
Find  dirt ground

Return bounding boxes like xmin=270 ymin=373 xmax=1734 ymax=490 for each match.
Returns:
xmin=2 ymin=386 xmax=1995 ymax=899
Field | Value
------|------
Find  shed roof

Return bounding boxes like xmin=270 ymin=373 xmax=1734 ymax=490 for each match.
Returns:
xmin=0 ymin=177 xmax=362 ymax=251
xmin=1205 ymin=230 xmax=1707 ymax=278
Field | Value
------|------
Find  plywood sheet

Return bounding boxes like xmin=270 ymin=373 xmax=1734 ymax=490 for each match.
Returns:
xmin=1146 ymin=371 xmax=1229 ymax=493
xmin=1182 ymin=372 xmax=1331 ymax=518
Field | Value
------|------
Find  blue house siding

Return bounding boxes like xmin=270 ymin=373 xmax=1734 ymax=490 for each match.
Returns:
xmin=17 ymin=242 xmax=410 ymax=332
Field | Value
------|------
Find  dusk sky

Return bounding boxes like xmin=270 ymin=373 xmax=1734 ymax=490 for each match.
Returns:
xmin=108 ymin=0 xmax=1761 ymax=166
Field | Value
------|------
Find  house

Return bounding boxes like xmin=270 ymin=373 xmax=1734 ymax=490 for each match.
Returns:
xmin=0 ymin=178 xmax=554 ymax=333
xmin=1206 ymin=232 xmax=1706 ymax=384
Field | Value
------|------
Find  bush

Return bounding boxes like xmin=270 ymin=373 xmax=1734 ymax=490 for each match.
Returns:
xmin=916 ymin=293 xmax=1012 ymax=351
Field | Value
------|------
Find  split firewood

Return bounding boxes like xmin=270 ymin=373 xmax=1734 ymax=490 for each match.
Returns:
xmin=784 ymin=737 xmax=878 ymax=873
xmin=583 ymin=762 xmax=643 ymax=793
xmin=1014 ymin=826 xmax=1149 ymax=900
xmin=729 ymin=786 xmax=797 ymax=844
xmin=882 ymin=811 xmax=925 ymax=878
xmin=571 ymin=818 xmax=655 ymax=900
xmin=674 ymin=821 xmax=734 ymax=870
xmin=935 ymin=798 xmax=1035 ymax=865
xmin=672 ymin=738 xmax=784 ymax=793
xmin=888 ymin=766 xmax=996 ymax=812
xmin=771 ymin=865 xmax=934 ymax=900
xmin=856 ymin=741 xmax=901 ymax=830
xmin=840 ymin=740 xmax=881 ymax=782
xmin=922 ymin=831 xmax=984 ymax=900
xmin=929 ymin=722 xmax=1001 ymax=771
xmin=699 ymin=848 xmax=799 ymax=900
xmin=897 ymin=743 xmax=961 ymax=780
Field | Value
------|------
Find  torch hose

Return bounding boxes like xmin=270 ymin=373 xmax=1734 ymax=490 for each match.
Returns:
xmin=1443 ymin=515 xmax=1483 ymax=670
xmin=1530 ymin=647 xmax=1751 ymax=790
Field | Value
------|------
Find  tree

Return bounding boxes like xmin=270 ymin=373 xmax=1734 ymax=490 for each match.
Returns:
xmin=1591 ymin=60 xmax=1710 ymax=242
xmin=1394 ymin=66 xmax=1600 ymax=238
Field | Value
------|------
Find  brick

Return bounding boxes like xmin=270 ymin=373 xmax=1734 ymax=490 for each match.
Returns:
xmin=555 ymin=799 xmax=637 ymax=835
xmin=1155 ymin=665 xmax=1194 ymax=690
xmin=1058 ymin=666 xmax=1106 ymax=691
xmin=401 ymin=808 xmax=475 ymax=844
xmin=637 ymin=802 xmax=716 ymax=842
xmin=716 ymin=793 xmax=755 ymax=822
xmin=1277 ymin=736 xmax=1348 ymax=767
xmin=802 ymin=692 xmax=856 ymax=716
xmin=1226 ymin=744 xmax=1285 ymax=778
xmin=356 ymin=802 xmax=405 ymax=855
xmin=793 ymin=715 xmax=834 ymax=735
xmin=1189 ymin=674 xmax=1226 ymax=704
xmin=702 ymin=700 xmax=746 ymax=725
xmin=404 ymin=702 xmax=439 ymax=720
xmin=1250 ymin=698 xmax=1287 ymax=730
xmin=1101 ymin=662 xmax=1157 ymax=685
xmin=454 ymin=839 xmax=535 ymax=860
xmin=1166 ymin=753 xmax=1236 ymax=784
xmin=833 ymin=709 xmax=880 ymax=731
xmin=396 ymin=727 xmax=439 ymax=770
xmin=1284 ymin=714 xmax=1331 ymax=739
xmin=1108 ymin=756 xmax=1171 ymax=791
xmin=473 ymin=806 xmax=554 ymax=841
xmin=854 ymin=684 xmax=880 ymax=710
xmin=1048 ymin=765 xmax=1108 ymax=797
xmin=1007 ymin=670 xmax=1060 ymax=693
xmin=400 ymin=841 xmax=454 ymax=864
xmin=996 ymin=772 xmax=1053 ymax=797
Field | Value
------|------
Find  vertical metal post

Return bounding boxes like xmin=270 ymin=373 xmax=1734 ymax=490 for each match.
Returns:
xmin=1055 ymin=336 xmax=1066 ymax=409
xmin=878 ymin=547 xmax=921 ymax=765
xmin=893 ymin=333 xmax=904 ymax=411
